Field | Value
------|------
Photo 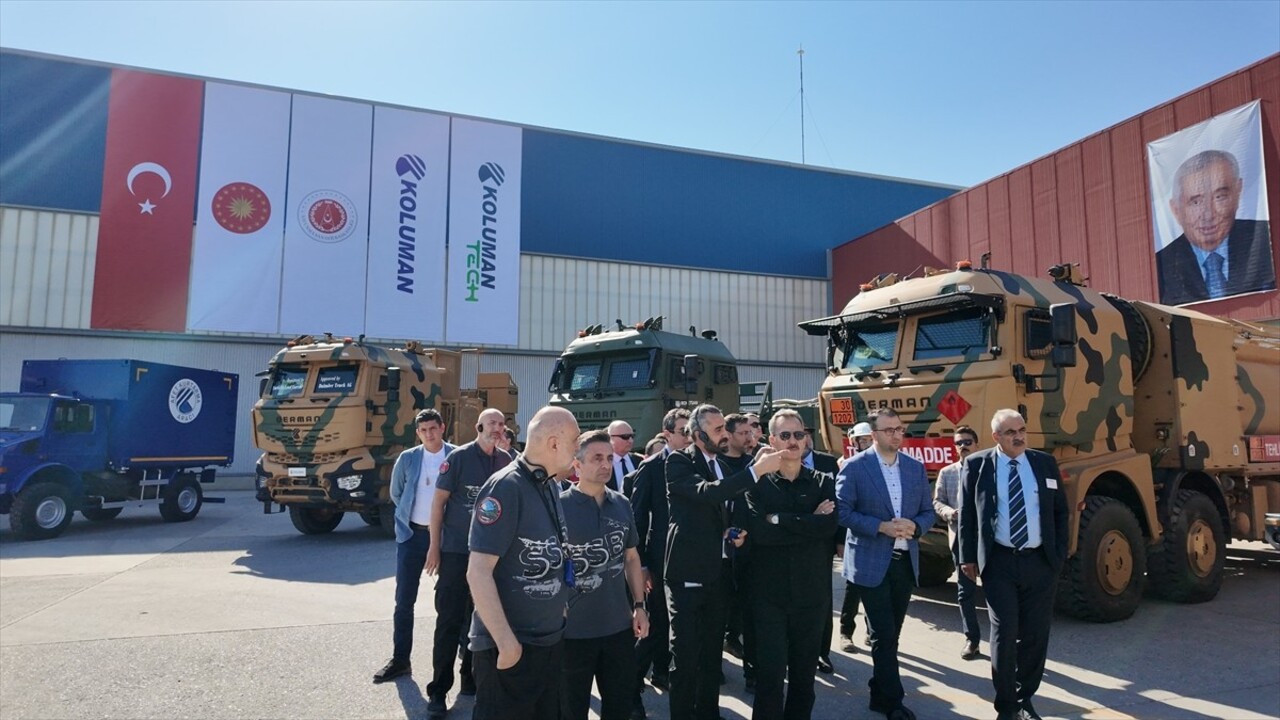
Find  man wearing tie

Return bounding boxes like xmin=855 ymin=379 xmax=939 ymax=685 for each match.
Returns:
xmin=665 ymin=404 xmax=783 ymax=720
xmin=609 ymin=420 xmax=643 ymax=494
xmin=959 ymin=409 xmax=1069 ymax=720
xmin=836 ymin=408 xmax=934 ymax=720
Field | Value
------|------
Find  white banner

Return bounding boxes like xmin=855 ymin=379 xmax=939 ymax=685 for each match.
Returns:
xmin=445 ymin=118 xmax=522 ymax=345
xmin=280 ymin=95 xmax=373 ymax=335
xmin=187 ymin=83 xmax=291 ymax=333
xmin=364 ymin=107 xmax=450 ymax=341
xmin=1148 ymin=100 xmax=1275 ymax=306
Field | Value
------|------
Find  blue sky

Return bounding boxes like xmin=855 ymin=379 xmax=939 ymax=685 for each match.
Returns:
xmin=1 ymin=0 xmax=1277 ymax=187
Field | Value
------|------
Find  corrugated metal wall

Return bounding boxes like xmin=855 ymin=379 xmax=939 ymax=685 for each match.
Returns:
xmin=832 ymin=54 xmax=1280 ymax=321
xmin=0 ymin=207 xmax=98 ymax=328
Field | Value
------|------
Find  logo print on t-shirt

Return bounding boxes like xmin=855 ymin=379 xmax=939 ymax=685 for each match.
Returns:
xmin=476 ymin=497 xmax=502 ymax=525
xmin=515 ymin=536 xmax=564 ymax=598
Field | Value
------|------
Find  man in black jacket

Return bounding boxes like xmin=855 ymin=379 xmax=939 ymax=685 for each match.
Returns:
xmin=664 ymin=404 xmax=782 ymax=720
xmin=629 ymin=408 xmax=690 ymax=719
xmin=802 ymin=435 xmax=840 ymax=674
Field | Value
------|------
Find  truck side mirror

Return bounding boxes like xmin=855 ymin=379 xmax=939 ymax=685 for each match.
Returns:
xmin=548 ymin=358 xmax=564 ymax=393
xmin=682 ymin=354 xmax=700 ymax=396
xmin=258 ymin=378 xmax=268 ymax=397
xmin=1049 ymin=304 xmax=1077 ymax=368
xmin=387 ymin=367 xmax=401 ymax=401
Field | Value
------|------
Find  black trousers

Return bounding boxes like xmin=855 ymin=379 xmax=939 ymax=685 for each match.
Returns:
xmin=633 ymin=570 xmax=671 ymax=698
xmin=858 ymin=553 xmax=915 ymax=709
xmin=666 ymin=580 xmax=727 ymax=720
xmin=426 ymin=552 xmax=474 ymax=697
xmin=752 ymin=595 xmax=825 ymax=720
xmin=563 ymin=628 xmax=637 ymax=720
xmin=472 ymin=641 xmax=562 ymax=720
xmin=392 ymin=526 xmax=431 ymax=662
xmin=982 ymin=545 xmax=1057 ymax=713
xmin=722 ymin=557 xmax=756 ymax=678
xmin=839 ymin=580 xmax=863 ymax=637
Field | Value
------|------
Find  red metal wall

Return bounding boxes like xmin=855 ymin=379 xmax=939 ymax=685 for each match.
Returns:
xmin=832 ymin=54 xmax=1280 ymax=322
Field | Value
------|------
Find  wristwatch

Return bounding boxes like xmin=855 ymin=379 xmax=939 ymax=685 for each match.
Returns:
xmin=632 ymin=601 xmax=646 ymax=612
xmin=768 ymin=513 xmax=780 ymax=525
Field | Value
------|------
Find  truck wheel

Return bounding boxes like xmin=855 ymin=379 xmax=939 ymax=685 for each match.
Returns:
xmin=1149 ymin=490 xmax=1225 ymax=603
xmin=82 ymin=507 xmax=123 ymax=522
xmin=289 ymin=506 xmax=344 ymax=535
xmin=160 ymin=475 xmax=203 ymax=522
xmin=1057 ymin=496 xmax=1147 ymax=623
xmin=11 ymin=482 xmax=75 ymax=540
xmin=359 ymin=508 xmax=381 ymax=526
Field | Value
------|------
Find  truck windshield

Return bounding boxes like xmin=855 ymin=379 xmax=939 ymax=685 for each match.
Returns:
xmin=838 ymin=321 xmax=899 ymax=371
xmin=269 ymin=366 xmax=308 ymax=398
xmin=913 ymin=306 xmax=991 ymax=361
xmin=0 ymin=397 xmax=51 ymax=432
xmin=314 ymin=365 xmax=359 ymax=394
xmin=559 ymin=354 xmax=653 ymax=392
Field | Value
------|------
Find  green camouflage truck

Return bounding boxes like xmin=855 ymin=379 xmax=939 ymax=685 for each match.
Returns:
xmin=800 ymin=262 xmax=1280 ymax=622
xmin=253 ymin=335 xmax=518 ymax=536
xmin=548 ymin=317 xmax=740 ymax=441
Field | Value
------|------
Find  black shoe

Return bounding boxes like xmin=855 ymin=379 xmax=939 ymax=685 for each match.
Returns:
xmin=459 ymin=675 xmax=477 ymax=696
xmin=723 ymin=637 xmax=745 ymax=659
xmin=869 ymin=698 xmax=891 ymax=715
xmin=997 ymin=712 xmax=1019 ymax=720
xmin=816 ymin=655 xmax=834 ymax=674
xmin=426 ymin=694 xmax=447 ymax=719
xmin=372 ymin=658 xmax=411 ymax=684
xmin=839 ymin=633 xmax=858 ymax=653
xmin=1019 ymin=699 xmax=1044 ymax=720
xmin=961 ymin=640 xmax=980 ymax=660
xmin=887 ymin=706 xmax=917 ymax=720
xmin=650 ymin=673 xmax=670 ymax=691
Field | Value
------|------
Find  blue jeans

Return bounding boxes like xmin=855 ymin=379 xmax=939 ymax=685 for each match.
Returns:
xmin=392 ymin=526 xmax=431 ymax=662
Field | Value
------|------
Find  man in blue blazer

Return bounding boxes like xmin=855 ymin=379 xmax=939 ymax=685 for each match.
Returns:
xmin=373 ymin=409 xmax=457 ymax=685
xmin=959 ymin=410 xmax=1068 ymax=720
xmin=836 ymin=408 xmax=934 ymax=720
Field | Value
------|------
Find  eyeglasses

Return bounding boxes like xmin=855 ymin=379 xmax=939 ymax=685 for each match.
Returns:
xmin=954 ymin=439 xmax=974 ymax=447
xmin=749 ymin=422 xmax=761 ymax=428
xmin=611 ymin=433 xmax=634 ymax=441
xmin=874 ymin=427 xmax=906 ymax=435
xmin=775 ymin=430 xmax=807 ymax=441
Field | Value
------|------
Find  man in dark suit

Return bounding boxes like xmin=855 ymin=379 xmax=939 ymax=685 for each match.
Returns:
xmin=665 ymin=404 xmax=782 ymax=720
xmin=802 ymin=434 xmax=841 ymax=675
xmin=959 ymin=409 xmax=1069 ymax=720
xmin=629 ymin=408 xmax=690 ymax=719
xmin=609 ymin=420 xmax=644 ymax=494
xmin=1156 ymin=149 xmax=1276 ymax=305
xmin=836 ymin=409 xmax=935 ymax=720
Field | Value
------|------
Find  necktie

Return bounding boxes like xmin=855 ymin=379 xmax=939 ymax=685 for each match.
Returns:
xmin=1204 ymin=252 xmax=1227 ymax=299
xmin=1008 ymin=460 xmax=1029 ymax=549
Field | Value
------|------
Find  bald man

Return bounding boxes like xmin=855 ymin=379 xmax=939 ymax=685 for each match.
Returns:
xmin=423 ymin=408 xmax=515 ymax=718
xmin=468 ymin=407 xmax=582 ymax=720
xmin=608 ymin=420 xmax=643 ymax=495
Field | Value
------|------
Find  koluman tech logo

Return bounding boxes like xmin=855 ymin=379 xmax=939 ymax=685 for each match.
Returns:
xmin=298 ymin=189 xmax=358 ymax=243
xmin=169 ymin=379 xmax=203 ymax=424
xmin=395 ymin=154 xmax=426 ymax=295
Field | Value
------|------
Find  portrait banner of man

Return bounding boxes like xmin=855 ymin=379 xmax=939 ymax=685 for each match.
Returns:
xmin=1147 ymin=100 xmax=1276 ymax=306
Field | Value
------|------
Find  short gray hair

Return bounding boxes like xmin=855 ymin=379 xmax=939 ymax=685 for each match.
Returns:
xmin=1172 ymin=150 xmax=1240 ymax=203
xmin=990 ymin=408 xmax=1025 ymax=433
xmin=768 ymin=409 xmax=803 ymax=434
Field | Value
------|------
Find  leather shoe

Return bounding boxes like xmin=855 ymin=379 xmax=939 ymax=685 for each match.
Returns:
xmin=997 ymin=712 xmax=1019 ymax=720
xmin=372 ymin=658 xmax=410 ymax=684
xmin=425 ymin=694 xmax=447 ymax=719
xmin=887 ymin=707 xmax=916 ymax=720
xmin=839 ymin=634 xmax=858 ymax=653
xmin=1019 ymin=699 xmax=1044 ymax=720
xmin=723 ymin=637 xmax=745 ymax=659
xmin=961 ymin=640 xmax=980 ymax=660
xmin=649 ymin=673 xmax=670 ymax=691
xmin=458 ymin=674 xmax=477 ymax=696
xmin=816 ymin=655 xmax=834 ymax=674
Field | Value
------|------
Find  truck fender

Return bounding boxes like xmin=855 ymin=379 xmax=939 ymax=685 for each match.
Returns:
xmin=1153 ymin=468 xmax=1231 ymax=533
xmin=1060 ymin=451 xmax=1160 ymax=554
xmin=7 ymin=462 xmax=84 ymax=499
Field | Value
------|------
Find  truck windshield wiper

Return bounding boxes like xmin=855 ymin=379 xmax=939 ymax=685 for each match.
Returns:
xmin=853 ymin=370 xmax=883 ymax=380
xmin=908 ymin=364 xmax=945 ymax=374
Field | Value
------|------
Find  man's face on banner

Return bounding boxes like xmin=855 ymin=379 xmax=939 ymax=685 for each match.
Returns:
xmin=1169 ymin=159 xmax=1243 ymax=252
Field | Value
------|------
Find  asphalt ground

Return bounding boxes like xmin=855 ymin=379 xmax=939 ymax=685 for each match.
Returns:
xmin=1 ymin=491 xmax=1277 ymax=720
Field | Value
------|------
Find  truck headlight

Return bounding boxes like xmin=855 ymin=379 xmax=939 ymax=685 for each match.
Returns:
xmin=335 ymin=475 xmax=362 ymax=491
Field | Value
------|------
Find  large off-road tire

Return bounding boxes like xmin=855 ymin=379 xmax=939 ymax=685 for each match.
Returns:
xmin=359 ymin=508 xmax=382 ymax=526
xmin=81 ymin=507 xmax=123 ymax=522
xmin=1058 ymin=496 xmax=1147 ymax=623
xmin=289 ymin=506 xmax=344 ymax=535
xmin=1149 ymin=489 xmax=1225 ymax=603
xmin=160 ymin=475 xmax=203 ymax=522
xmin=10 ymin=481 xmax=75 ymax=540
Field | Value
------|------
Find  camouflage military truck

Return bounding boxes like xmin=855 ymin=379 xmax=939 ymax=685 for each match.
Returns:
xmin=800 ymin=262 xmax=1280 ymax=622
xmin=548 ymin=317 xmax=740 ymax=441
xmin=253 ymin=335 xmax=519 ymax=536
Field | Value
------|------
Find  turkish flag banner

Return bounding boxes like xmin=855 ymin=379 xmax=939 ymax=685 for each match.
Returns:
xmin=90 ymin=69 xmax=203 ymax=331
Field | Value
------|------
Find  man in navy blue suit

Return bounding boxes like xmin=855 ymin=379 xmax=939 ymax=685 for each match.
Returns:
xmin=836 ymin=408 xmax=934 ymax=720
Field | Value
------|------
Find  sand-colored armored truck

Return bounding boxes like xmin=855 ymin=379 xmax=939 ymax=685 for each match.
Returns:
xmin=252 ymin=335 xmax=518 ymax=536
xmin=548 ymin=317 xmax=740 ymax=441
xmin=800 ymin=262 xmax=1280 ymax=622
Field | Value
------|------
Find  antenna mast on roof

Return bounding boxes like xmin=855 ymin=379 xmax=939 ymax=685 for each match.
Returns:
xmin=797 ymin=45 xmax=806 ymax=165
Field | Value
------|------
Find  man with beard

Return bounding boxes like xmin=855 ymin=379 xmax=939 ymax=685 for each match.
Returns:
xmin=719 ymin=413 xmax=758 ymax=689
xmin=423 ymin=408 xmax=515 ymax=718
xmin=665 ymin=404 xmax=783 ymax=720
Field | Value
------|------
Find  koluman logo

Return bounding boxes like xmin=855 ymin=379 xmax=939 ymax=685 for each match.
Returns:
xmin=169 ymin=379 xmax=203 ymax=424
xmin=395 ymin=155 xmax=426 ymax=294
xmin=298 ymin=189 xmax=357 ymax=243
xmin=465 ymin=162 xmax=503 ymax=302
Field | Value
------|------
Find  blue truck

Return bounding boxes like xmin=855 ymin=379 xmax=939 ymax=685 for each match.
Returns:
xmin=0 ymin=359 xmax=238 ymax=540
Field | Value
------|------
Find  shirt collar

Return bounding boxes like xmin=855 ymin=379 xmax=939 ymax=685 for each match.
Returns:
xmin=1189 ymin=235 xmax=1231 ymax=273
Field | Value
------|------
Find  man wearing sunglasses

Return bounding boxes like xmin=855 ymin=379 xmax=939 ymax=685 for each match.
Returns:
xmin=835 ymin=408 xmax=935 ymax=720
xmin=608 ymin=420 xmax=643 ymax=495
xmin=932 ymin=425 xmax=983 ymax=660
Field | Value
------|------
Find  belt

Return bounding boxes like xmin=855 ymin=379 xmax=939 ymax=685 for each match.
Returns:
xmin=890 ymin=550 xmax=909 ymax=561
xmin=410 ymin=522 xmax=429 ymax=530
xmin=995 ymin=543 xmax=1039 ymax=556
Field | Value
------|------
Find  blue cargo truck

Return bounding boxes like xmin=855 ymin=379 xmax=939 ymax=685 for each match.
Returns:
xmin=0 ymin=360 xmax=238 ymax=540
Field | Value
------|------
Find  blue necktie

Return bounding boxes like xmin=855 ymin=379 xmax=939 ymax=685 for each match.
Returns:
xmin=1008 ymin=460 xmax=1029 ymax=549
xmin=1204 ymin=252 xmax=1227 ymax=299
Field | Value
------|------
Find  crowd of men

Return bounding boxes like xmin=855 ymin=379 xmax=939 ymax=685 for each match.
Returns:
xmin=373 ymin=401 xmax=1067 ymax=720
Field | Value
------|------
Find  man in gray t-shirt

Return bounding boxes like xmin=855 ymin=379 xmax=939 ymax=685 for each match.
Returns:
xmin=467 ymin=407 xmax=581 ymax=720
xmin=560 ymin=429 xmax=648 ymax=720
